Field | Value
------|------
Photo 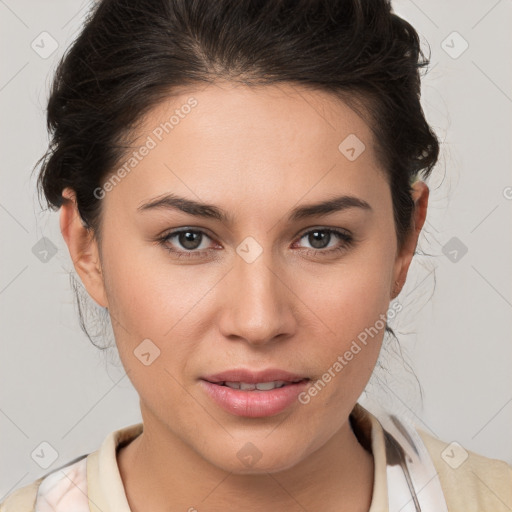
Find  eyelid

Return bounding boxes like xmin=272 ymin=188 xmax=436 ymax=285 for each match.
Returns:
xmin=157 ymin=225 xmax=354 ymax=259
xmin=159 ymin=225 xmax=352 ymax=245
xmin=160 ymin=227 xmax=219 ymax=249
xmin=295 ymin=225 xmax=352 ymax=238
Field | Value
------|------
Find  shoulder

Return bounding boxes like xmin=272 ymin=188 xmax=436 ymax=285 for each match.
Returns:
xmin=0 ymin=454 xmax=89 ymax=512
xmin=417 ymin=428 xmax=512 ymax=511
xmin=0 ymin=477 xmax=44 ymax=512
xmin=0 ymin=423 xmax=142 ymax=512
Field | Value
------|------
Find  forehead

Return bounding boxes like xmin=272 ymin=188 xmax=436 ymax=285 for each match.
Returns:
xmin=104 ymin=82 xmax=387 ymax=216
xmin=136 ymin=81 xmax=376 ymax=155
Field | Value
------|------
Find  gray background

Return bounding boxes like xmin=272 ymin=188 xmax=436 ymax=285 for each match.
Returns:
xmin=1 ymin=0 xmax=511 ymax=499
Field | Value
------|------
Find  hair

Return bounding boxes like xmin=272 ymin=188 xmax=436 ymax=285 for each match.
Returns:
xmin=34 ymin=0 xmax=439 ymax=379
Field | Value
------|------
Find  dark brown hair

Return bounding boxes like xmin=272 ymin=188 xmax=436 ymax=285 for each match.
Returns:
xmin=34 ymin=0 xmax=439 ymax=352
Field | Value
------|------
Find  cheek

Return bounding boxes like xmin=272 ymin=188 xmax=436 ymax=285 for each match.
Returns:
xmin=102 ymin=217 xmax=394 ymax=381
xmin=104 ymin=228 xmax=395 ymax=348
xmin=101 ymin=230 xmax=193 ymax=332
xmin=298 ymin=254 xmax=394 ymax=339
xmin=297 ymin=250 xmax=394 ymax=388
xmin=100 ymin=236 xmax=219 ymax=396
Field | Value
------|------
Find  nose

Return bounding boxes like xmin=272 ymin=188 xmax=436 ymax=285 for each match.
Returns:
xmin=218 ymin=250 xmax=296 ymax=347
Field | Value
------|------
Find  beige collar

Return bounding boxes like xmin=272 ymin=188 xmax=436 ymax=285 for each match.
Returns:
xmin=86 ymin=402 xmax=389 ymax=511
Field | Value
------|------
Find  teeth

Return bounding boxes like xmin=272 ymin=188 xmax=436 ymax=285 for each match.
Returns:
xmin=223 ymin=381 xmax=288 ymax=391
xmin=256 ymin=380 xmax=286 ymax=390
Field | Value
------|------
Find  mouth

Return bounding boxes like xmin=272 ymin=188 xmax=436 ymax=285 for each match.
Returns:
xmin=206 ymin=379 xmax=309 ymax=391
xmin=199 ymin=372 xmax=311 ymax=418
xmin=201 ymin=368 xmax=310 ymax=386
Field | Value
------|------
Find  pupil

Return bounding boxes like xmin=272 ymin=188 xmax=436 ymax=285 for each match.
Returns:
xmin=177 ymin=230 xmax=331 ymax=251
xmin=180 ymin=231 xmax=201 ymax=250
xmin=309 ymin=230 xmax=329 ymax=249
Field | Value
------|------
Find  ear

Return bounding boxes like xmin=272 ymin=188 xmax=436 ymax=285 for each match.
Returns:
xmin=391 ymin=180 xmax=429 ymax=299
xmin=60 ymin=187 xmax=109 ymax=308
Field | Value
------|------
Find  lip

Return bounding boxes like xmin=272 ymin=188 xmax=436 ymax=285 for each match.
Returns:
xmin=200 ymin=379 xmax=310 ymax=418
xmin=201 ymin=368 xmax=309 ymax=384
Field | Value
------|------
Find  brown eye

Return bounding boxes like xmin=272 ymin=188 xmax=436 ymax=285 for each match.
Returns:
xmin=157 ymin=228 xmax=215 ymax=259
xmin=175 ymin=230 xmax=204 ymax=250
xmin=294 ymin=228 xmax=354 ymax=257
xmin=306 ymin=230 xmax=332 ymax=249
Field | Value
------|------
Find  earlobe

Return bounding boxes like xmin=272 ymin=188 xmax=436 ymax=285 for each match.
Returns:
xmin=60 ymin=187 xmax=109 ymax=308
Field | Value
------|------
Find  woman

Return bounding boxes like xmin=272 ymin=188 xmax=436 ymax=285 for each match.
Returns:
xmin=2 ymin=0 xmax=511 ymax=511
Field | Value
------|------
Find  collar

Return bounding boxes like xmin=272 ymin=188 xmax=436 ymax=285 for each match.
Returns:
xmin=85 ymin=402 xmax=396 ymax=512
xmin=34 ymin=401 xmax=447 ymax=512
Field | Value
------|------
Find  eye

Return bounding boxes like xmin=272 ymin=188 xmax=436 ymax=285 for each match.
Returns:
xmin=157 ymin=228 xmax=216 ymax=259
xmin=156 ymin=226 xmax=354 ymax=260
xmin=293 ymin=228 xmax=354 ymax=257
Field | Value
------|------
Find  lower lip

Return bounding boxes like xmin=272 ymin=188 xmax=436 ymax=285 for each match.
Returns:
xmin=200 ymin=379 xmax=310 ymax=418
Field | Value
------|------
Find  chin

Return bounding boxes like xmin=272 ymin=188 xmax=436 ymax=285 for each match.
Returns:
xmin=204 ymin=439 xmax=308 ymax=475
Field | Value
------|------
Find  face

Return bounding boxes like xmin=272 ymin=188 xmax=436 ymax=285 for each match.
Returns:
xmin=61 ymin=81 xmax=427 ymax=474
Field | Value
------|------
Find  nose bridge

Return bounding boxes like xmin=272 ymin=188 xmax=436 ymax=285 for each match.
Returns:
xmin=220 ymin=244 xmax=294 ymax=345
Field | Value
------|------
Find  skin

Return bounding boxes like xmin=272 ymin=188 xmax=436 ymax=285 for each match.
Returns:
xmin=60 ymin=81 xmax=428 ymax=512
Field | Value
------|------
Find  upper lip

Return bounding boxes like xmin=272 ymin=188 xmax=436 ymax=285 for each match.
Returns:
xmin=201 ymin=368 xmax=310 ymax=384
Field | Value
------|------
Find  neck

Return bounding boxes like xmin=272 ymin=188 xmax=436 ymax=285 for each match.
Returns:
xmin=117 ymin=412 xmax=374 ymax=512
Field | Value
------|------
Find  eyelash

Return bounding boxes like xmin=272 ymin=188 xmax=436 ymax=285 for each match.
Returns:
xmin=156 ymin=227 xmax=354 ymax=260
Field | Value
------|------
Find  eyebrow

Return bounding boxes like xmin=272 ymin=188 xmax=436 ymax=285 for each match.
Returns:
xmin=137 ymin=192 xmax=372 ymax=224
